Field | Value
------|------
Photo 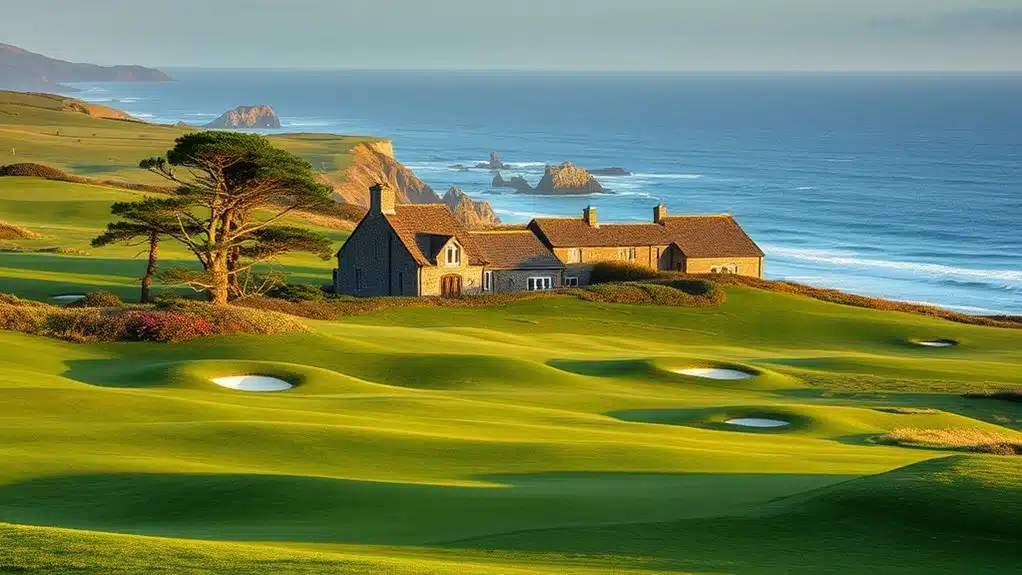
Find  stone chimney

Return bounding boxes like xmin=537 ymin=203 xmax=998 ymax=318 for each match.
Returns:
xmin=654 ymin=204 xmax=668 ymax=224
xmin=369 ymin=182 xmax=395 ymax=215
xmin=583 ymin=206 xmax=598 ymax=228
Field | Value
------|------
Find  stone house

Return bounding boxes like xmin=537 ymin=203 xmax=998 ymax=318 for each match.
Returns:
xmin=335 ymin=184 xmax=763 ymax=297
xmin=528 ymin=205 xmax=765 ymax=285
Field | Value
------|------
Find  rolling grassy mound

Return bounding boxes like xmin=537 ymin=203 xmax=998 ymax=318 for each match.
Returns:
xmin=0 ymin=286 xmax=1020 ymax=572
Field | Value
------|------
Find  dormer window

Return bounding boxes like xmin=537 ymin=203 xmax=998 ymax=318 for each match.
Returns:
xmin=445 ymin=243 xmax=461 ymax=266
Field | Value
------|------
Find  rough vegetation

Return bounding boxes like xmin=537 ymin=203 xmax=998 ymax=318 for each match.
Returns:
xmin=697 ymin=273 xmax=1022 ymax=329
xmin=243 ymin=279 xmax=723 ymax=319
xmin=589 ymin=261 xmax=663 ymax=284
xmin=0 ymin=219 xmax=41 ymax=239
xmin=880 ymin=428 xmax=1022 ymax=455
xmin=0 ymin=295 xmax=307 ymax=343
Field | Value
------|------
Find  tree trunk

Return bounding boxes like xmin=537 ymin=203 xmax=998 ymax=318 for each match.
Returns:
xmin=141 ymin=231 xmax=159 ymax=304
xmin=209 ymin=253 xmax=230 ymax=305
xmin=227 ymin=247 xmax=241 ymax=299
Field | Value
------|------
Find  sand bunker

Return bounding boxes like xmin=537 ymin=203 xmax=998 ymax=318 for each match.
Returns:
xmin=726 ymin=418 xmax=791 ymax=428
xmin=50 ymin=294 xmax=86 ymax=302
xmin=211 ymin=376 xmax=293 ymax=392
xmin=917 ymin=340 xmax=957 ymax=348
xmin=675 ymin=368 xmax=755 ymax=380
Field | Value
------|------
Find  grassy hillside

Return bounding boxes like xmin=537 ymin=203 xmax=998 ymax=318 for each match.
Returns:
xmin=0 ymin=177 xmax=346 ymax=301
xmin=0 ymin=285 xmax=1020 ymax=572
xmin=0 ymin=91 xmax=380 ymax=184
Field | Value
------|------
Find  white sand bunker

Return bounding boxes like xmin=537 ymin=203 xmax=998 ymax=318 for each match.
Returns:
xmin=50 ymin=294 xmax=86 ymax=302
xmin=726 ymin=418 xmax=791 ymax=428
xmin=211 ymin=376 xmax=293 ymax=392
xmin=916 ymin=340 xmax=957 ymax=348
xmin=675 ymin=368 xmax=756 ymax=380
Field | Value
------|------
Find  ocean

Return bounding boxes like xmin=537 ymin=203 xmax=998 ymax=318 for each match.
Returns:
xmin=62 ymin=70 xmax=1022 ymax=314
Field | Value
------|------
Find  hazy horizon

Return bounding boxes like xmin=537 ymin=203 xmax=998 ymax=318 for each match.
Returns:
xmin=4 ymin=0 xmax=1022 ymax=71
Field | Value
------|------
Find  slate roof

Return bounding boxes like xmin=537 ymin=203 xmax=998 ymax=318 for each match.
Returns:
xmin=469 ymin=230 xmax=566 ymax=270
xmin=383 ymin=205 xmax=487 ymax=266
xmin=529 ymin=214 xmax=763 ymax=258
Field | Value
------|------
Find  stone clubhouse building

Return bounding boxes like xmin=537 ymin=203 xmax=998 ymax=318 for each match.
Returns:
xmin=335 ymin=183 xmax=764 ymax=297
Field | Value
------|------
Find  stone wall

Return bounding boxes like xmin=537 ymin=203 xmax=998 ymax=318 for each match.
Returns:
xmin=420 ymin=263 xmax=486 ymax=297
xmin=490 ymin=269 xmax=564 ymax=293
xmin=551 ymin=245 xmax=674 ymax=285
xmin=685 ymin=257 xmax=764 ymax=278
xmin=335 ymin=216 xmax=420 ymax=296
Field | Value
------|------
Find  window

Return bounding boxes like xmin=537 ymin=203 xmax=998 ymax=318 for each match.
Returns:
xmin=564 ymin=276 xmax=579 ymax=287
xmin=483 ymin=271 xmax=493 ymax=292
xmin=354 ymin=269 xmax=364 ymax=291
xmin=528 ymin=276 xmax=553 ymax=291
xmin=567 ymin=248 xmax=582 ymax=264
xmin=445 ymin=243 xmax=461 ymax=266
xmin=619 ymin=247 xmax=637 ymax=261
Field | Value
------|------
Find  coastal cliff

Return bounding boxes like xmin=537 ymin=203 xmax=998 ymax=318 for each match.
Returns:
xmin=0 ymin=42 xmax=171 ymax=92
xmin=329 ymin=143 xmax=499 ymax=228
xmin=443 ymin=186 xmax=501 ymax=228
xmin=206 ymin=106 xmax=281 ymax=129
xmin=533 ymin=162 xmax=605 ymax=195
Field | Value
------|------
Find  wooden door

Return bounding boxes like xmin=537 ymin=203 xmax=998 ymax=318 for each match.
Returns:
xmin=441 ymin=274 xmax=462 ymax=298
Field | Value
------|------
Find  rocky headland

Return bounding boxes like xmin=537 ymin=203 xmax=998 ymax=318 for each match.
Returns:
xmin=0 ymin=42 xmax=171 ymax=92
xmin=532 ymin=162 xmax=606 ymax=195
xmin=492 ymin=173 xmax=534 ymax=193
xmin=206 ymin=106 xmax=281 ymax=129
xmin=443 ymin=186 xmax=501 ymax=228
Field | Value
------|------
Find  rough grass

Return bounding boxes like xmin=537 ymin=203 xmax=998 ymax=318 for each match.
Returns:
xmin=873 ymin=407 xmax=941 ymax=415
xmin=682 ymin=273 xmax=1022 ymax=329
xmin=243 ymin=279 xmax=724 ymax=319
xmin=0 ymin=219 xmax=41 ymax=240
xmin=0 ymin=295 xmax=308 ymax=343
xmin=881 ymin=428 xmax=1022 ymax=455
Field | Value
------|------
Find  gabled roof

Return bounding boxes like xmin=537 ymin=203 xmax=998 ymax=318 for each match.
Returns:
xmin=469 ymin=230 xmax=566 ymax=270
xmin=529 ymin=214 xmax=763 ymax=258
xmin=661 ymin=215 xmax=764 ymax=258
xmin=383 ymin=205 xmax=487 ymax=266
xmin=529 ymin=218 xmax=673 ymax=248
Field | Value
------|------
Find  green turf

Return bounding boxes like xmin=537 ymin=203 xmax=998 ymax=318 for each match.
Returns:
xmin=0 ymin=288 xmax=1020 ymax=573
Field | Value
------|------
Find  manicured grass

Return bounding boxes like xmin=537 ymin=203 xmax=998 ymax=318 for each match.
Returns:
xmin=0 ymin=286 xmax=1020 ymax=572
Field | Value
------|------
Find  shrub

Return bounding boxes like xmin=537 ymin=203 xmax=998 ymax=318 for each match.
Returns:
xmin=124 ymin=311 xmax=216 ymax=343
xmin=0 ymin=220 xmax=41 ymax=240
xmin=67 ymin=291 xmax=124 ymax=308
xmin=268 ymin=283 xmax=327 ymax=302
xmin=36 ymin=247 xmax=89 ymax=256
xmin=879 ymin=428 xmax=1022 ymax=456
xmin=588 ymin=262 xmax=661 ymax=284
xmin=0 ymin=293 xmax=307 ymax=343
xmin=0 ymin=163 xmax=71 ymax=179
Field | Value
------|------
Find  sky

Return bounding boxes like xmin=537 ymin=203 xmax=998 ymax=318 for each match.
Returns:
xmin=3 ymin=0 xmax=1022 ymax=70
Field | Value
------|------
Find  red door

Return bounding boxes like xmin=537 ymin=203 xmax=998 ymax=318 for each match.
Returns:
xmin=441 ymin=275 xmax=463 ymax=298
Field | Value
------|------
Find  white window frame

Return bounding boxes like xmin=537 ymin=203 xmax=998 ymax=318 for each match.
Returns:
xmin=483 ymin=270 xmax=493 ymax=292
xmin=619 ymin=247 xmax=637 ymax=261
xmin=445 ymin=243 xmax=461 ymax=266
xmin=567 ymin=248 xmax=582 ymax=264
xmin=528 ymin=276 xmax=553 ymax=291
xmin=564 ymin=276 xmax=579 ymax=287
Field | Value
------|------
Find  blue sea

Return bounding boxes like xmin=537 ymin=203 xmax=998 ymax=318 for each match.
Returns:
xmin=63 ymin=71 xmax=1022 ymax=314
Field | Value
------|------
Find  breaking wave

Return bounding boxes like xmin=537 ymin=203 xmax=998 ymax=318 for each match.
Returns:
xmin=764 ymin=245 xmax=1022 ymax=287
